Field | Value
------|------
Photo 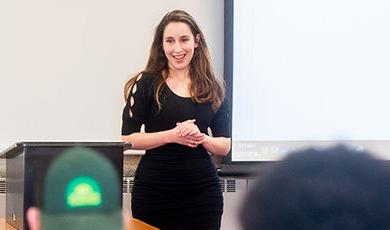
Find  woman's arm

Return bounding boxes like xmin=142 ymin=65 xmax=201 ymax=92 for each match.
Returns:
xmin=121 ymin=131 xmax=173 ymax=150
xmin=201 ymin=135 xmax=231 ymax=156
xmin=175 ymin=120 xmax=231 ymax=156
xmin=121 ymin=124 xmax=204 ymax=150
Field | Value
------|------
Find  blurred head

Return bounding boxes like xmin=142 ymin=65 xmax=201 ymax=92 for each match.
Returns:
xmin=241 ymin=145 xmax=390 ymax=230
xmin=27 ymin=147 xmax=123 ymax=230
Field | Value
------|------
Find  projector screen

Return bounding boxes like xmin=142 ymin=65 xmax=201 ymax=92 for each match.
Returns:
xmin=227 ymin=0 xmax=390 ymax=161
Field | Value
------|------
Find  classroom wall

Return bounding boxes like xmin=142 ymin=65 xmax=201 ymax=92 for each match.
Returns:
xmin=0 ymin=0 xmax=224 ymax=152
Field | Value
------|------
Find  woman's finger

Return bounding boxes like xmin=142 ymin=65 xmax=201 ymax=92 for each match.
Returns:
xmin=181 ymin=128 xmax=193 ymax=137
xmin=187 ymin=140 xmax=197 ymax=148
xmin=181 ymin=119 xmax=196 ymax=124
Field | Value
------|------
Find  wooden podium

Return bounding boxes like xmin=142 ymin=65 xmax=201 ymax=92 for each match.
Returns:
xmin=0 ymin=142 xmax=125 ymax=230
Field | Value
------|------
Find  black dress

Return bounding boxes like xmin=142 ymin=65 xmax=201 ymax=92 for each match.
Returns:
xmin=121 ymin=74 xmax=230 ymax=230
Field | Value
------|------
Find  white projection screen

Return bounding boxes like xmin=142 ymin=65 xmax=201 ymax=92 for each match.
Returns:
xmin=227 ymin=0 xmax=390 ymax=162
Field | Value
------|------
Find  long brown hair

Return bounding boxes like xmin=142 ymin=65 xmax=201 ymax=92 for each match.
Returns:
xmin=124 ymin=10 xmax=225 ymax=111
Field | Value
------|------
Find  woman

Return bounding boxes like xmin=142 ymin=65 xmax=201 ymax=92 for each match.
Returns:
xmin=121 ymin=10 xmax=231 ymax=229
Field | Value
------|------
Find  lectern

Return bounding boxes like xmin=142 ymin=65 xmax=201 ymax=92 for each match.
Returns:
xmin=0 ymin=142 xmax=125 ymax=230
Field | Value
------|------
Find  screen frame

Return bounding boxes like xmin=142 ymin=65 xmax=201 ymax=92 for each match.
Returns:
xmin=220 ymin=0 xmax=390 ymax=175
xmin=220 ymin=0 xmax=273 ymax=175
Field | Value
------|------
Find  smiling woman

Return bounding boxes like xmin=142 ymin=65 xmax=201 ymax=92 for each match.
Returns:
xmin=121 ymin=10 xmax=230 ymax=230
xmin=163 ymin=22 xmax=199 ymax=74
xmin=163 ymin=21 xmax=199 ymax=98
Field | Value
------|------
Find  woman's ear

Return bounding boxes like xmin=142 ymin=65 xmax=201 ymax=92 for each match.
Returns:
xmin=26 ymin=207 xmax=41 ymax=230
xmin=195 ymin=34 xmax=201 ymax=48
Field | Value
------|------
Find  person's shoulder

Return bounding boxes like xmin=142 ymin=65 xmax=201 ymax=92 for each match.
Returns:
xmin=132 ymin=72 xmax=161 ymax=98
xmin=215 ymin=97 xmax=230 ymax=113
xmin=137 ymin=72 xmax=161 ymax=85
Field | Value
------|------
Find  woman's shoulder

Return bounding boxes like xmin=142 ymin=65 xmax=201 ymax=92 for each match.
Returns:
xmin=131 ymin=72 xmax=162 ymax=99
xmin=137 ymin=72 xmax=161 ymax=85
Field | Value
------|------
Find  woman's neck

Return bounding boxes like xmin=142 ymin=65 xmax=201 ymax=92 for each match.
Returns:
xmin=168 ymin=68 xmax=190 ymax=81
xmin=165 ymin=68 xmax=192 ymax=97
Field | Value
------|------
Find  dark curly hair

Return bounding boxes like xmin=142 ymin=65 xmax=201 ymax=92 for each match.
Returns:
xmin=241 ymin=145 xmax=390 ymax=230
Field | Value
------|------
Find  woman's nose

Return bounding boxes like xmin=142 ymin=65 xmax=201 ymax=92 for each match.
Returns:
xmin=172 ymin=43 xmax=184 ymax=53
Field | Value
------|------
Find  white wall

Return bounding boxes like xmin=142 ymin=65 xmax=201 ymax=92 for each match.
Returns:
xmin=0 ymin=0 xmax=224 ymax=152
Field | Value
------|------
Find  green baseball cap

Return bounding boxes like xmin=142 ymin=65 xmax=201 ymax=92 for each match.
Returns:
xmin=40 ymin=147 xmax=123 ymax=230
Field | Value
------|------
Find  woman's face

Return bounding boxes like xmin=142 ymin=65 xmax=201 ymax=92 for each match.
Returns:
xmin=162 ymin=22 xmax=199 ymax=73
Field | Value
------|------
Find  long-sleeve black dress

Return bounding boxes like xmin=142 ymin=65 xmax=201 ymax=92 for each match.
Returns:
xmin=121 ymin=74 xmax=230 ymax=230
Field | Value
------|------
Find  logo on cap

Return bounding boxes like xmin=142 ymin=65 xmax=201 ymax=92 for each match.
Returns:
xmin=65 ymin=176 xmax=102 ymax=208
